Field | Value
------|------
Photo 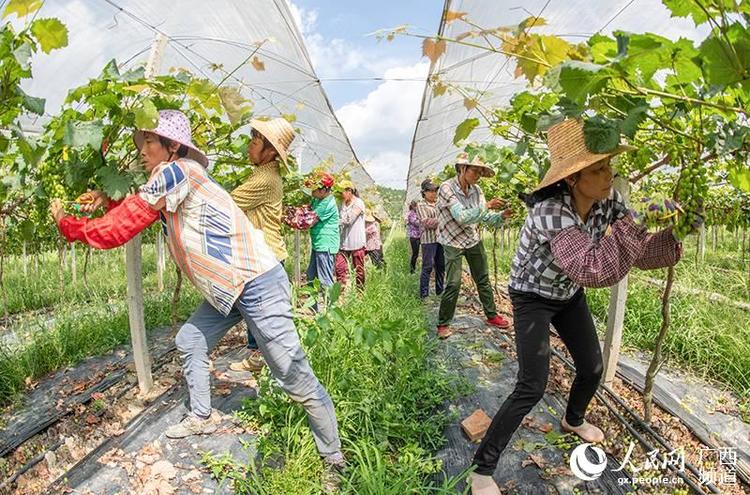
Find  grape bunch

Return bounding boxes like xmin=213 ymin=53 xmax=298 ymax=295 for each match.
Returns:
xmin=673 ymin=161 xmax=708 ymax=240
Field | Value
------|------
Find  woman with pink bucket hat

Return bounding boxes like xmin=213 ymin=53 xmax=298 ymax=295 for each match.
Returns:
xmin=50 ymin=110 xmax=345 ymax=484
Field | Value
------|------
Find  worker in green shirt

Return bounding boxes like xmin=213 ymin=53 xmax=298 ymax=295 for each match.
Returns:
xmin=306 ymin=171 xmax=340 ymax=292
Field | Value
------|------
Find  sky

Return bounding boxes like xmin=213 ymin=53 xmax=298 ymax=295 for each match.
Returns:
xmin=286 ymin=1 xmax=443 ymax=189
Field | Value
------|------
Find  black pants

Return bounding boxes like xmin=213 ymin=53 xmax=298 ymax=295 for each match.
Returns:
xmin=409 ymin=237 xmax=420 ymax=273
xmin=367 ymin=249 xmax=385 ymax=269
xmin=472 ymin=288 xmax=603 ymax=475
xmin=419 ymin=242 xmax=444 ymax=298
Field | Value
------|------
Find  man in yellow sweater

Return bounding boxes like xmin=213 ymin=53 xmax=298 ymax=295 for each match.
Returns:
xmin=230 ymin=118 xmax=295 ymax=373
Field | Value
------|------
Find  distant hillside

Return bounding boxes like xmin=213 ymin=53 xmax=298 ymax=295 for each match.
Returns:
xmin=376 ymin=185 xmax=406 ymax=220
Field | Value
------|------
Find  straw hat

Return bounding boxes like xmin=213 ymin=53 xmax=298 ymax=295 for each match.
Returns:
xmin=454 ymin=152 xmax=495 ymax=178
xmin=534 ymin=119 xmax=635 ymax=192
xmin=340 ymin=179 xmax=356 ymax=191
xmin=251 ymin=118 xmax=296 ymax=166
xmin=133 ymin=110 xmax=208 ymax=167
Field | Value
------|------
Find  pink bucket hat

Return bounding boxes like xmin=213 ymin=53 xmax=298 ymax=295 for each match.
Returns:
xmin=133 ymin=110 xmax=209 ymax=167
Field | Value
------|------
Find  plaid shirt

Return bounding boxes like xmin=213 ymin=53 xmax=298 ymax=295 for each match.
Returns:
xmin=437 ymin=178 xmax=503 ymax=249
xmin=415 ymin=199 xmax=439 ymax=245
xmin=509 ymin=190 xmax=681 ymax=300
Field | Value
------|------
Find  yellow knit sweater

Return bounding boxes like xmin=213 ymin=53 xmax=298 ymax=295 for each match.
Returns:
xmin=230 ymin=162 xmax=287 ymax=262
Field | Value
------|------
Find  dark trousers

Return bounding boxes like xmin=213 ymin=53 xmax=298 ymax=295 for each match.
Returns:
xmin=409 ymin=237 xmax=420 ymax=273
xmin=419 ymin=242 xmax=445 ymax=298
xmin=438 ymin=241 xmax=496 ymax=326
xmin=367 ymin=249 xmax=385 ymax=269
xmin=472 ymin=288 xmax=603 ymax=475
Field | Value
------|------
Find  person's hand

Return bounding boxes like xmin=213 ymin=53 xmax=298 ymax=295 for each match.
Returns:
xmin=76 ymin=190 xmax=108 ymax=214
xmin=500 ymin=208 xmax=513 ymax=220
xmin=487 ymin=198 xmax=506 ymax=210
xmin=49 ymin=199 xmax=65 ymax=224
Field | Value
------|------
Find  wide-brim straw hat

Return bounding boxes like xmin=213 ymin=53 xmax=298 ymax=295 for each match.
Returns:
xmin=454 ymin=152 xmax=495 ymax=178
xmin=251 ymin=117 xmax=296 ymax=166
xmin=133 ymin=109 xmax=209 ymax=167
xmin=534 ymin=119 xmax=636 ymax=192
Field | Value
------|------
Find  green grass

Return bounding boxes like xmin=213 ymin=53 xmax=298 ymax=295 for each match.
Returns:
xmin=208 ymin=234 xmax=471 ymax=494
xmin=0 ymin=285 xmax=202 ymax=406
xmin=1 ymin=239 xmax=171 ymax=318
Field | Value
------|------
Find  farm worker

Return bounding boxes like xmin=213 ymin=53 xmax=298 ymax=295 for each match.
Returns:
xmin=468 ymin=119 xmax=686 ymax=495
xmin=364 ymin=210 xmax=385 ymax=269
xmin=334 ymin=180 xmax=366 ymax=290
xmin=305 ymin=171 xmax=340 ymax=291
xmin=49 ymin=110 xmax=345 ymax=478
xmin=405 ymin=200 xmax=422 ymax=274
xmin=435 ymin=152 xmax=513 ymax=339
xmin=415 ymin=179 xmax=444 ymax=299
xmin=229 ymin=117 xmax=293 ymax=374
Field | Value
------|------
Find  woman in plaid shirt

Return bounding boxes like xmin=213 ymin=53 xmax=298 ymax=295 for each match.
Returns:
xmin=469 ymin=119 xmax=688 ymax=495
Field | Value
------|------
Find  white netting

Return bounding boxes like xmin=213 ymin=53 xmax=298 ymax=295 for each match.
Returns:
xmin=406 ymin=0 xmax=705 ymax=202
xmin=14 ymin=0 xmax=385 ymax=211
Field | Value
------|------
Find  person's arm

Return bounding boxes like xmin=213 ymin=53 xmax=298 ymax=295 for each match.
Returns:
xmin=230 ymin=172 xmax=267 ymax=212
xmin=340 ymin=200 xmax=363 ymax=226
xmin=416 ymin=203 xmax=438 ymax=230
xmin=550 ymin=215 xmax=649 ymax=288
xmin=55 ymin=194 xmax=160 ymax=249
xmin=634 ymin=228 xmax=682 ymax=269
xmin=139 ymin=161 xmax=191 ymax=212
xmin=439 ymin=184 xmax=484 ymax=225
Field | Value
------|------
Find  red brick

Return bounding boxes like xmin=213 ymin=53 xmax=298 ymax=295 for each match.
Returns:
xmin=461 ymin=409 xmax=492 ymax=442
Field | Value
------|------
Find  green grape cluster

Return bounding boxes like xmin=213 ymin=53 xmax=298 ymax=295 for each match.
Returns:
xmin=674 ymin=161 xmax=707 ymax=240
xmin=36 ymin=160 xmax=67 ymax=201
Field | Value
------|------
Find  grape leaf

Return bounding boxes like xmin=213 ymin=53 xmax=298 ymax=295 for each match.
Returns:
xmin=219 ymin=86 xmax=252 ymax=125
xmin=588 ymin=34 xmax=617 ymax=64
xmin=2 ymin=0 xmax=42 ymax=19
xmin=64 ymin=120 xmax=104 ymax=149
xmin=13 ymin=42 xmax=32 ymax=70
xmin=583 ymin=116 xmax=621 ymax=153
xmin=19 ymin=88 xmax=45 ymax=115
xmin=30 ymin=18 xmax=69 ymax=53
xmin=423 ymin=38 xmax=446 ymax=66
xmin=444 ymin=10 xmax=468 ymax=23
xmin=134 ymin=98 xmax=159 ymax=130
xmin=97 ymin=167 xmax=132 ymax=201
xmin=453 ymin=118 xmax=480 ymax=145
xmin=621 ymin=105 xmax=649 ymax=138
xmin=251 ymin=56 xmax=265 ymax=71
xmin=556 ymin=61 xmax=611 ymax=104
xmin=699 ymin=23 xmax=750 ymax=88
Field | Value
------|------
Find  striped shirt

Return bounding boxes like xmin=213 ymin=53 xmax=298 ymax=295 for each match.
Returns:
xmin=415 ymin=199 xmax=439 ymax=245
xmin=230 ymin=162 xmax=287 ymax=262
xmin=139 ymin=159 xmax=279 ymax=316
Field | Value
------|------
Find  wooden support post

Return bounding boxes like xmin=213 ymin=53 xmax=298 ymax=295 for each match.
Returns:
xmin=698 ymin=224 xmax=706 ymax=262
xmin=71 ymin=243 xmax=77 ymax=285
xmin=156 ymin=231 xmax=165 ymax=292
xmin=22 ymin=241 xmax=27 ymax=278
xmin=125 ymin=33 xmax=167 ymax=395
xmin=602 ymin=177 xmax=630 ymax=387
xmin=126 ymin=235 xmax=153 ymax=394
xmin=294 ymin=231 xmax=301 ymax=285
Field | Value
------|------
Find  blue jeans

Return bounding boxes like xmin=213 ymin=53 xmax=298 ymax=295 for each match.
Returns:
xmin=175 ymin=264 xmax=341 ymax=456
xmin=306 ymin=251 xmax=336 ymax=288
xmin=246 ymin=261 xmax=284 ymax=350
xmin=420 ymin=242 xmax=445 ymax=298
